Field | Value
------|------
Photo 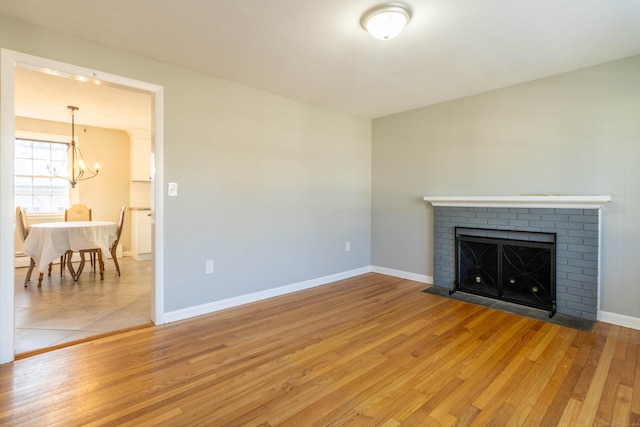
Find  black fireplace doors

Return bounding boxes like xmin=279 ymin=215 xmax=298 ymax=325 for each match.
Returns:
xmin=453 ymin=227 xmax=556 ymax=317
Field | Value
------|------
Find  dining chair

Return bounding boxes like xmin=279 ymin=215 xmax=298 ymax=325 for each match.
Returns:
xmin=65 ymin=204 xmax=92 ymax=221
xmin=15 ymin=206 xmax=44 ymax=287
xmin=81 ymin=205 xmax=126 ymax=276
xmin=60 ymin=204 xmax=94 ymax=274
xmin=110 ymin=205 xmax=126 ymax=276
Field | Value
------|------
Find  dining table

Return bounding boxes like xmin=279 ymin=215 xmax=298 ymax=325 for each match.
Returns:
xmin=22 ymin=220 xmax=117 ymax=286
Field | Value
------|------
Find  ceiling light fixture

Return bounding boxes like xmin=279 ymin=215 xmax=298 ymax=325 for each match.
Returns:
xmin=48 ymin=106 xmax=100 ymax=188
xmin=361 ymin=3 xmax=411 ymax=40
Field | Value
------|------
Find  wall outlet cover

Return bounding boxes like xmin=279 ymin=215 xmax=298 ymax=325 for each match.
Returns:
xmin=168 ymin=182 xmax=178 ymax=197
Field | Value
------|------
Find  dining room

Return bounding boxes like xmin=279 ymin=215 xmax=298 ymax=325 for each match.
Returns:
xmin=12 ymin=66 xmax=154 ymax=356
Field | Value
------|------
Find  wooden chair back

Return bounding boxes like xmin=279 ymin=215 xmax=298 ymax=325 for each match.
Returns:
xmin=15 ymin=206 xmax=44 ymax=287
xmin=108 ymin=205 xmax=127 ymax=276
xmin=15 ymin=206 xmax=30 ymax=242
xmin=65 ymin=204 xmax=92 ymax=222
xmin=114 ymin=205 xmax=126 ymax=244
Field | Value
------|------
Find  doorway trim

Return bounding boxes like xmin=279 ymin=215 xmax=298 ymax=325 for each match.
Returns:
xmin=0 ymin=49 xmax=165 ymax=364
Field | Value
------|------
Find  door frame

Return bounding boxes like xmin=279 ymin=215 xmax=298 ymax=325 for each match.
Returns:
xmin=0 ymin=49 xmax=165 ymax=364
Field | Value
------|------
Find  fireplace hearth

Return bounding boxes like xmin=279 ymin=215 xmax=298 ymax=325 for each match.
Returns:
xmin=453 ymin=227 xmax=556 ymax=317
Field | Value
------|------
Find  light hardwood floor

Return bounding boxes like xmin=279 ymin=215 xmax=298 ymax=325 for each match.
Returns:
xmin=14 ymin=256 xmax=151 ymax=355
xmin=1 ymin=273 xmax=638 ymax=426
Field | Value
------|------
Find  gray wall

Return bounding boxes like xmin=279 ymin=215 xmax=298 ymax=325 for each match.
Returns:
xmin=0 ymin=16 xmax=372 ymax=313
xmin=372 ymin=55 xmax=640 ymax=320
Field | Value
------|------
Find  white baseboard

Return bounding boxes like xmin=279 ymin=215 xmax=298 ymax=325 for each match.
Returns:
xmin=371 ymin=266 xmax=432 ymax=284
xmin=132 ymin=253 xmax=151 ymax=261
xmin=164 ymin=266 xmax=373 ymax=323
xmin=598 ymin=310 xmax=640 ymax=330
xmin=14 ymin=256 xmax=31 ymax=268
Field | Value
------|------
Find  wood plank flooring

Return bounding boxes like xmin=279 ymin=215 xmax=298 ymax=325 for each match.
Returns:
xmin=0 ymin=273 xmax=638 ymax=426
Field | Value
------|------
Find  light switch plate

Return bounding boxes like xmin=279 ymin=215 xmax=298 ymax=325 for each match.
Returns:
xmin=168 ymin=182 xmax=178 ymax=197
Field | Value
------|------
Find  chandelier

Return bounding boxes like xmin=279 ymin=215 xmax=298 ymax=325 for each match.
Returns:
xmin=48 ymin=106 xmax=99 ymax=188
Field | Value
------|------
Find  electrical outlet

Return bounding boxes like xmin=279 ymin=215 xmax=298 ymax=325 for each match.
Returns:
xmin=345 ymin=241 xmax=351 ymax=251
xmin=205 ymin=260 xmax=214 ymax=274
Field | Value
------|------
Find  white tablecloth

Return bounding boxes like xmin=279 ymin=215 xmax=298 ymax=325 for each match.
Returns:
xmin=22 ymin=221 xmax=117 ymax=274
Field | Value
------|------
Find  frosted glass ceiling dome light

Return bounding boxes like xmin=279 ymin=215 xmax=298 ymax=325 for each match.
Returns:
xmin=361 ymin=3 xmax=411 ymax=40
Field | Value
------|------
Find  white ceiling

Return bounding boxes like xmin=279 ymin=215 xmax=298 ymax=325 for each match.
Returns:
xmin=14 ymin=68 xmax=152 ymax=131
xmin=3 ymin=0 xmax=640 ymax=129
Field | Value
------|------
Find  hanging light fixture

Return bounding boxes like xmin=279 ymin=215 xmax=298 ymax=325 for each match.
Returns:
xmin=361 ymin=3 xmax=411 ymax=40
xmin=48 ymin=106 xmax=99 ymax=188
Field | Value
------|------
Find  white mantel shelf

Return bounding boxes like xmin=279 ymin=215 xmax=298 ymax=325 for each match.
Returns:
xmin=423 ymin=195 xmax=612 ymax=209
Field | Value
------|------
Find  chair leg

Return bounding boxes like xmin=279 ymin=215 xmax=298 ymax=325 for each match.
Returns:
xmin=110 ymin=247 xmax=121 ymax=276
xmin=60 ymin=254 xmax=65 ymax=276
xmin=67 ymin=250 xmax=83 ymax=281
xmin=84 ymin=251 xmax=96 ymax=272
xmin=47 ymin=262 xmax=53 ymax=277
xmin=97 ymin=249 xmax=105 ymax=280
xmin=24 ymin=260 xmax=44 ymax=288
xmin=24 ymin=259 xmax=36 ymax=287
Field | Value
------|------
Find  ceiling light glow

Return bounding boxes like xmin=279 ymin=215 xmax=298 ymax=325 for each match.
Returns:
xmin=361 ymin=3 xmax=411 ymax=40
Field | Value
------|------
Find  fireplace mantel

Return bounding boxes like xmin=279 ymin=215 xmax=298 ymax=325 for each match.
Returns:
xmin=423 ymin=195 xmax=612 ymax=209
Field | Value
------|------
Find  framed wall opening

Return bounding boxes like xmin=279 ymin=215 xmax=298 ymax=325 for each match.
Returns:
xmin=1 ymin=49 xmax=165 ymax=364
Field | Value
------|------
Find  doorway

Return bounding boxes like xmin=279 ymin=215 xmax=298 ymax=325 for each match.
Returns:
xmin=1 ymin=49 xmax=165 ymax=363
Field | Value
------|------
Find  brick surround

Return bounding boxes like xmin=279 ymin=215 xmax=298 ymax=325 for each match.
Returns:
xmin=433 ymin=207 xmax=599 ymax=320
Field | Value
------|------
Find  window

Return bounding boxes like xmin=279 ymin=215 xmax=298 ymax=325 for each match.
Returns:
xmin=14 ymin=138 xmax=69 ymax=213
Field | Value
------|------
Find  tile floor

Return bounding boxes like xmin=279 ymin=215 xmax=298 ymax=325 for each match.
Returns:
xmin=14 ymin=256 xmax=151 ymax=355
